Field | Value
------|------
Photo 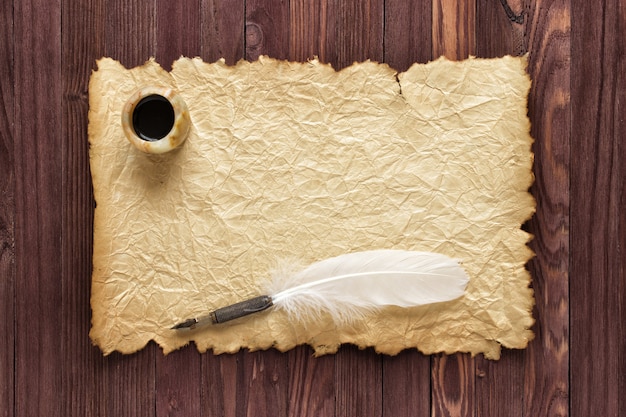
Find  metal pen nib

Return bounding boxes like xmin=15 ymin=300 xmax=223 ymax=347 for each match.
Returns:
xmin=171 ymin=295 xmax=274 ymax=330
xmin=171 ymin=318 xmax=199 ymax=330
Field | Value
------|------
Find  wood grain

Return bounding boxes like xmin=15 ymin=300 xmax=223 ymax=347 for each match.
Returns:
xmin=384 ymin=0 xmax=432 ymax=70
xmin=100 ymin=0 xmax=157 ymax=415
xmin=613 ymin=19 xmax=626 ymax=412
xmin=382 ymin=351 xmax=431 ymax=417
xmin=153 ymin=3 xmax=203 ymax=415
xmin=331 ymin=0 xmax=384 ymax=69
xmin=0 ymin=0 xmax=15 ymax=415
xmin=289 ymin=0 xmax=332 ymax=63
xmin=476 ymin=0 xmax=526 ymax=57
xmin=432 ymin=0 xmax=476 ymax=59
xmin=156 ymin=0 xmax=202 ymax=70
xmin=326 ymin=0 xmax=384 ymax=417
xmin=202 ymin=0 xmax=245 ymax=64
xmin=202 ymin=351 xmax=245 ymax=417
xmin=616 ymin=70 xmax=626 ymax=412
xmin=287 ymin=348 xmax=335 ymax=417
xmin=243 ymin=350 xmax=290 ymax=417
xmin=245 ymin=0 xmax=290 ymax=61
xmin=4 ymin=0 xmax=626 ymax=415
xmin=200 ymin=321 xmax=294 ymax=413
xmin=475 ymin=351 xmax=524 ymax=417
xmin=571 ymin=0 xmax=625 ymax=416
xmin=156 ymin=348 xmax=202 ymax=417
xmin=104 ymin=0 xmax=155 ymax=67
xmin=13 ymin=0 xmax=63 ymax=415
xmin=327 ymin=4 xmax=385 ymax=410
xmin=290 ymin=0 xmax=385 ymax=69
xmin=430 ymin=2 xmax=476 ymax=415
xmin=101 ymin=350 xmax=156 ymax=417
xmin=60 ymin=0 xmax=106 ymax=415
xmin=380 ymin=5 xmax=432 ymax=416
xmin=474 ymin=0 xmax=570 ymax=416
xmin=523 ymin=1 xmax=571 ymax=415
xmin=431 ymin=354 xmax=474 ymax=417
xmin=335 ymin=347 xmax=383 ymax=417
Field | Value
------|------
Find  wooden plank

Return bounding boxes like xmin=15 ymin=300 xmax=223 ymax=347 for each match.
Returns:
xmin=571 ymin=0 xmax=625 ymax=416
xmin=198 ymin=2 xmax=291 ymax=416
xmin=326 ymin=0 xmax=384 ymax=410
xmin=156 ymin=0 xmax=202 ymax=69
xmin=202 ymin=351 xmax=244 ymax=417
xmin=60 ymin=0 xmax=107 ymax=415
xmin=203 ymin=349 xmax=291 ymax=417
xmin=288 ymin=0 xmax=388 ymax=69
xmin=520 ymin=1 xmax=571 ymax=416
xmin=280 ymin=4 xmax=341 ymax=415
xmin=6 ymin=1 xmax=609 ymax=417
xmin=156 ymin=348 xmax=203 ymax=417
xmin=100 ymin=350 xmax=157 ymax=416
xmin=13 ymin=0 xmax=63 ymax=415
xmin=289 ymin=0 xmax=332 ymax=63
xmin=326 ymin=2 xmax=385 ymax=412
xmin=620 ymin=90 xmax=626 ymax=417
xmin=104 ymin=0 xmax=156 ymax=67
xmin=476 ymin=0 xmax=526 ymax=57
xmin=0 ymin=0 xmax=15 ymax=415
xmin=335 ymin=346 xmax=383 ymax=417
xmin=287 ymin=348 xmax=335 ymax=417
xmin=613 ymin=96 xmax=626 ymax=411
xmin=430 ymin=2 xmax=476 ymax=415
xmin=100 ymin=0 xmax=157 ymax=416
xmin=431 ymin=353 xmax=474 ymax=417
xmin=432 ymin=0 xmax=476 ymax=59
xmin=330 ymin=0 xmax=384 ymax=69
xmin=201 ymin=0 xmax=245 ymax=64
xmin=475 ymin=351 xmax=524 ymax=417
xmin=242 ymin=350 xmax=290 ymax=416
xmin=384 ymin=0 xmax=432 ymax=70
xmin=382 ymin=351 xmax=430 ymax=417
xmin=245 ymin=0 xmax=290 ymax=61
xmin=473 ymin=1 xmax=568 ymax=416
xmin=153 ymin=3 xmax=203 ymax=416
xmin=380 ymin=3 xmax=432 ymax=416
xmin=473 ymin=0 xmax=525 ymax=388
xmin=291 ymin=0 xmax=385 ymax=69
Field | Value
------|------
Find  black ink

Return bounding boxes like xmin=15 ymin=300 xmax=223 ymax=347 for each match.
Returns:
xmin=132 ymin=94 xmax=175 ymax=141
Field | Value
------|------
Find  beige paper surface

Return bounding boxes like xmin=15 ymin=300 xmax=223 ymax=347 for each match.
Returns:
xmin=88 ymin=55 xmax=535 ymax=359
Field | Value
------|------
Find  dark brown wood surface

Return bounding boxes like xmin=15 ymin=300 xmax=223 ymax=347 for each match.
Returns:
xmin=0 ymin=0 xmax=623 ymax=416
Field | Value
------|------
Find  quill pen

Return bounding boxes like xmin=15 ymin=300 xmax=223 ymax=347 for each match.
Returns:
xmin=172 ymin=249 xmax=469 ymax=330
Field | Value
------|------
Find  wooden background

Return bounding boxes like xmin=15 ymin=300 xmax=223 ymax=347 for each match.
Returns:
xmin=0 ymin=0 xmax=624 ymax=416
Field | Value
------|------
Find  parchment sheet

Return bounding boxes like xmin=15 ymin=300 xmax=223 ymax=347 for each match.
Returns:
xmin=88 ymin=55 xmax=535 ymax=359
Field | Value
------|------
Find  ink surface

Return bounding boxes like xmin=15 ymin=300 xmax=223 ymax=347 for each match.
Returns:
xmin=132 ymin=94 xmax=175 ymax=141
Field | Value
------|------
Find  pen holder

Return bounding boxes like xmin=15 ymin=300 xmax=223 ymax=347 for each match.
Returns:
xmin=121 ymin=86 xmax=191 ymax=154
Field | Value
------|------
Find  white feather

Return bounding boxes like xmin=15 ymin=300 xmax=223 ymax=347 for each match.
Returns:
xmin=265 ymin=249 xmax=469 ymax=324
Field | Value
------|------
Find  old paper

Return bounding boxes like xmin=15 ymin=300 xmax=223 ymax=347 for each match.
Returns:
xmin=88 ymin=55 xmax=535 ymax=359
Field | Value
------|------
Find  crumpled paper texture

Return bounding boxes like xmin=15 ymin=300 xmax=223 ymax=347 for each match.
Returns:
xmin=88 ymin=55 xmax=535 ymax=359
